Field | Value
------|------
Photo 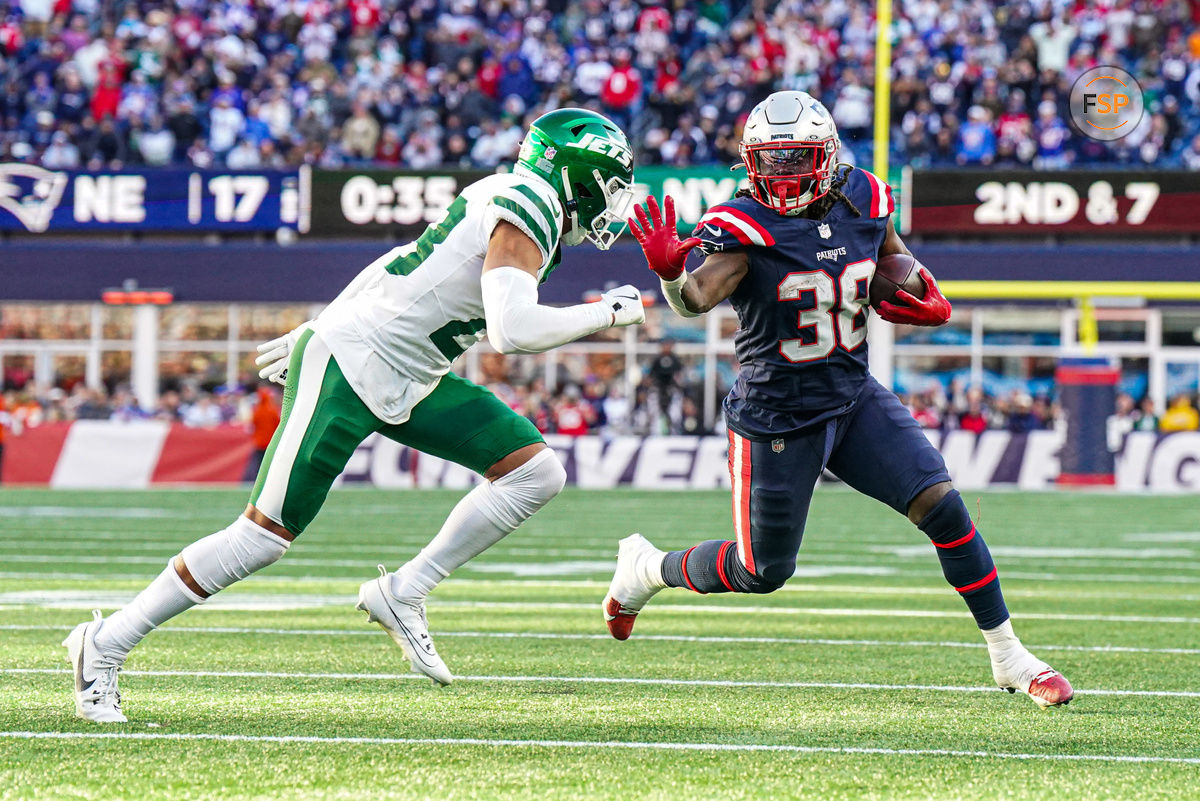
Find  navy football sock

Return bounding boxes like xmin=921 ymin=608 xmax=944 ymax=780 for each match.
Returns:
xmin=662 ymin=540 xmax=734 ymax=594
xmin=918 ymin=490 xmax=1009 ymax=629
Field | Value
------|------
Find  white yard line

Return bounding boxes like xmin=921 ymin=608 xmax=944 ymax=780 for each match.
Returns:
xmin=2 ymin=592 xmax=1197 ymax=623
xmin=3 ymin=566 xmax=1200 ymax=588
xmin=6 ymin=667 xmax=1200 ymax=699
xmin=2 ymin=730 xmax=1197 ymax=765
xmin=3 ymin=624 xmax=1196 ymax=655
xmin=427 ymin=600 xmax=1200 ymax=625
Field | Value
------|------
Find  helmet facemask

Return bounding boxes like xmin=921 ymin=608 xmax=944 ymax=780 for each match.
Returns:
xmin=561 ymin=168 xmax=636 ymax=250
xmin=741 ymin=139 xmax=837 ymax=214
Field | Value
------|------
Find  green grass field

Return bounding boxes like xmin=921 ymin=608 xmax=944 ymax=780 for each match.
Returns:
xmin=2 ymin=487 xmax=1198 ymax=800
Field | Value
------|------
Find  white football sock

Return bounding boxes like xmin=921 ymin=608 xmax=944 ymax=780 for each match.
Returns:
xmin=94 ymin=563 xmax=205 ymax=663
xmin=94 ymin=516 xmax=291 ymax=662
xmin=391 ymin=449 xmax=566 ymax=600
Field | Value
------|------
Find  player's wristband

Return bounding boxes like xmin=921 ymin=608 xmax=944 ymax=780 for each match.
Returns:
xmin=660 ymin=273 xmax=700 ymax=318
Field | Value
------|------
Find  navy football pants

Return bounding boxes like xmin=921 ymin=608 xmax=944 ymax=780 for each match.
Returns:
xmin=661 ymin=377 xmax=1009 ymax=629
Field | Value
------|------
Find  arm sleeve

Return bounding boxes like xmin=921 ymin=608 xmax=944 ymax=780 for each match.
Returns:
xmin=481 ymin=266 xmax=613 ymax=355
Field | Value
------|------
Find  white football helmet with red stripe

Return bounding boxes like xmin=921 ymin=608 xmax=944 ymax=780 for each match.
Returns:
xmin=740 ymin=90 xmax=839 ymax=215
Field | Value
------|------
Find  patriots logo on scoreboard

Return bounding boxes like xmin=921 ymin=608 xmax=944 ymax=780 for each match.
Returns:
xmin=0 ymin=163 xmax=68 ymax=233
xmin=817 ymin=222 xmax=831 ymax=239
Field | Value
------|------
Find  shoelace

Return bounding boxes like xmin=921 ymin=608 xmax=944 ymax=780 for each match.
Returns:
xmin=89 ymin=660 xmax=122 ymax=709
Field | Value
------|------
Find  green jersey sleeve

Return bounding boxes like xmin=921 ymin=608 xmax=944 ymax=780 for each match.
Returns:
xmin=483 ymin=176 xmax=564 ymax=268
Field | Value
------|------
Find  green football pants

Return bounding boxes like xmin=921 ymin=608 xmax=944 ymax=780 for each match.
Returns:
xmin=249 ymin=329 xmax=544 ymax=534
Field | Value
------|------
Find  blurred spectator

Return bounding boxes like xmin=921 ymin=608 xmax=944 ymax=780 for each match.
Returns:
xmin=553 ymin=385 xmax=596 ymax=437
xmin=1107 ymin=392 xmax=1136 ymax=451
xmin=182 ymin=395 xmax=223 ymax=428
xmin=1033 ymin=101 xmax=1072 ymax=170
xmin=41 ymin=130 xmax=79 ymax=168
xmin=908 ymin=393 xmax=941 ymax=428
xmin=1133 ymin=397 xmax=1158 ymax=431
xmin=600 ymin=48 xmax=642 ymax=133
xmin=1159 ymin=395 xmax=1199 ymax=432
xmin=243 ymin=385 xmax=281 ymax=481
xmin=957 ymin=107 xmax=997 ymax=165
xmin=133 ymin=116 xmax=175 ymax=166
xmin=1183 ymin=135 xmax=1200 ymax=171
xmin=957 ymin=386 xmax=990 ymax=434
xmin=208 ymin=95 xmax=245 ymax=161
xmin=341 ymin=102 xmax=381 ymax=162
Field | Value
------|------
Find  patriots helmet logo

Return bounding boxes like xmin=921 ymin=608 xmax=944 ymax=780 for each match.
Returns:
xmin=0 ymin=163 xmax=68 ymax=233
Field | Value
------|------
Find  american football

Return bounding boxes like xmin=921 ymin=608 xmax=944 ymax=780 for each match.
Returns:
xmin=869 ymin=252 xmax=925 ymax=309
xmin=2 ymin=0 xmax=1197 ymax=798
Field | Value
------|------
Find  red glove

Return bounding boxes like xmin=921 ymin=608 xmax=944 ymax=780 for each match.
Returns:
xmin=628 ymin=195 xmax=701 ymax=281
xmin=876 ymin=268 xmax=952 ymax=326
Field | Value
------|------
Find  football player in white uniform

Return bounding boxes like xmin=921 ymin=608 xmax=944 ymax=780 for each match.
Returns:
xmin=64 ymin=109 xmax=642 ymax=722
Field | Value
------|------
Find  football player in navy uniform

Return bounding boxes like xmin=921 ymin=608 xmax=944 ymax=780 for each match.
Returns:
xmin=603 ymin=90 xmax=1072 ymax=708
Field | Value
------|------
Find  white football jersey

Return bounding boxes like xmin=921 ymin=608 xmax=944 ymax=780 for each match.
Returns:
xmin=312 ymin=171 xmax=563 ymax=424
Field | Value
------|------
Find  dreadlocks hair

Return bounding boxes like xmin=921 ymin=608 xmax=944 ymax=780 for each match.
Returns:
xmin=735 ymin=163 xmax=861 ymax=220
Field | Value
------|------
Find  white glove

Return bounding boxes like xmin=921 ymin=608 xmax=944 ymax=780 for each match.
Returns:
xmin=255 ymin=321 xmax=313 ymax=385
xmin=600 ymin=285 xmax=645 ymax=328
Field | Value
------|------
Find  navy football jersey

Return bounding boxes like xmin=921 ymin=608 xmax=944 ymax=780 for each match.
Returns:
xmin=695 ymin=166 xmax=896 ymax=439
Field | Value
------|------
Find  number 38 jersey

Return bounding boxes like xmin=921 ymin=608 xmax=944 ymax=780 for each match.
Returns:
xmin=312 ymin=171 xmax=563 ymax=425
xmin=694 ymin=166 xmax=895 ymax=439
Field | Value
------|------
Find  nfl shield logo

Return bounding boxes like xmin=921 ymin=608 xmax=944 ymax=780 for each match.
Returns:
xmin=817 ymin=222 xmax=832 ymax=239
xmin=771 ymin=438 xmax=785 ymax=453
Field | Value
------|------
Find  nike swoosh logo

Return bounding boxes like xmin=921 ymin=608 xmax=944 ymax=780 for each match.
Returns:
xmin=703 ymin=224 xmax=721 ymax=237
xmin=74 ymin=635 xmax=91 ymax=693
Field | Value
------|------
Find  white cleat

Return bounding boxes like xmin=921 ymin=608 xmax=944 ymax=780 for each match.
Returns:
xmin=62 ymin=610 xmax=127 ymax=723
xmin=603 ymin=533 xmax=668 ymax=640
xmin=991 ymin=646 xmax=1074 ymax=708
xmin=356 ymin=565 xmax=453 ymax=686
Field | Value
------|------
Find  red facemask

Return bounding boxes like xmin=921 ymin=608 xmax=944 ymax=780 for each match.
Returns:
xmin=740 ymin=140 xmax=835 ymax=214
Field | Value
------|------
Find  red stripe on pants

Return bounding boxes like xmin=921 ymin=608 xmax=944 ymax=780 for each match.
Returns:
xmin=956 ymin=566 xmax=998 ymax=594
xmin=728 ymin=431 xmax=756 ymax=574
xmin=680 ymin=546 xmax=703 ymax=593
xmin=933 ymin=524 xmax=976 ymax=550
xmin=715 ymin=541 xmax=734 ymax=591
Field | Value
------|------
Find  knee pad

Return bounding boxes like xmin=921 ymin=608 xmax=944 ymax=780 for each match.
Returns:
xmin=474 ymin=449 xmax=566 ymax=530
xmin=179 ymin=516 xmax=291 ymax=596
xmin=917 ymin=489 xmax=972 ymax=544
xmin=743 ymin=486 xmax=800 ymax=590
xmin=750 ymin=487 xmax=795 ymax=540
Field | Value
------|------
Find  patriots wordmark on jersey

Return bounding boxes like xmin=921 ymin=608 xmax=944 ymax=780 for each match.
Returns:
xmin=694 ymin=166 xmax=895 ymax=439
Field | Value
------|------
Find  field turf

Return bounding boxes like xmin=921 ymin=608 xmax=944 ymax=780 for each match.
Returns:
xmin=1 ymin=487 xmax=1197 ymax=800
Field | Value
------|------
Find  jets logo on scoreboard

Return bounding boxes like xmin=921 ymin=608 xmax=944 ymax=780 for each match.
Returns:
xmin=565 ymin=133 xmax=634 ymax=169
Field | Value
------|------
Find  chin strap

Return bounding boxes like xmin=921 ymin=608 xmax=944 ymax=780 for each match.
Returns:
xmin=559 ymin=166 xmax=584 ymax=246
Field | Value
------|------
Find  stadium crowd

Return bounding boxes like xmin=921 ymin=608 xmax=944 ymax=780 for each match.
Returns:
xmin=1 ymin=0 xmax=1199 ymax=172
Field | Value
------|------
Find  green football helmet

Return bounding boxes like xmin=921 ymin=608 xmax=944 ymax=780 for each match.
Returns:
xmin=514 ymin=108 xmax=635 ymax=250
